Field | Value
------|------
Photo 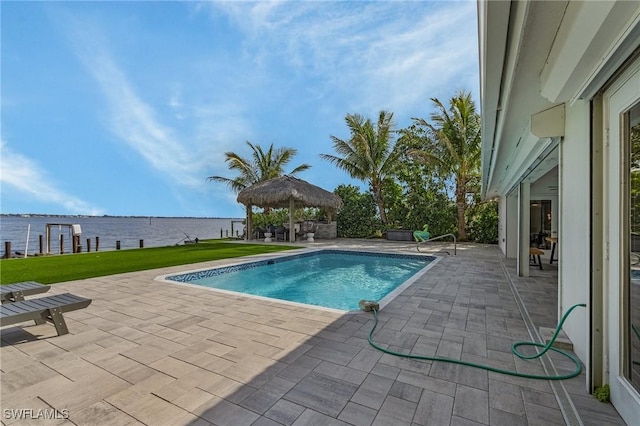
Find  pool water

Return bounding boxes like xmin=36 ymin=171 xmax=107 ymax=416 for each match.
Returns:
xmin=166 ymin=250 xmax=436 ymax=311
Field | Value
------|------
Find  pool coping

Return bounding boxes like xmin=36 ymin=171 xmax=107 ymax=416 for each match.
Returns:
xmin=155 ymin=247 xmax=441 ymax=314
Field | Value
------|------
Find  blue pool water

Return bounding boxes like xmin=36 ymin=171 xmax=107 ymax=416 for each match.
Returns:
xmin=166 ymin=250 xmax=436 ymax=311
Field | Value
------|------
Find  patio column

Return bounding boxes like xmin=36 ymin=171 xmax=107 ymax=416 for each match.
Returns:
xmin=518 ymin=182 xmax=531 ymax=277
xmin=246 ymin=204 xmax=252 ymax=241
xmin=289 ymin=197 xmax=295 ymax=242
xmin=505 ymin=193 xmax=519 ymax=258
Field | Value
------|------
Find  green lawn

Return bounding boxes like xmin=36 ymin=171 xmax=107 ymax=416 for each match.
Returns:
xmin=0 ymin=240 xmax=297 ymax=284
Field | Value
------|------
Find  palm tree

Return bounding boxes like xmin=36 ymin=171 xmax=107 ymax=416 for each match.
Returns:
xmin=208 ymin=141 xmax=310 ymax=193
xmin=320 ymin=111 xmax=398 ymax=224
xmin=406 ymin=90 xmax=481 ymax=241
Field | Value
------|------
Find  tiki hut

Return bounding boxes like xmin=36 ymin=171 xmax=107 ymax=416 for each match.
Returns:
xmin=237 ymin=175 xmax=343 ymax=242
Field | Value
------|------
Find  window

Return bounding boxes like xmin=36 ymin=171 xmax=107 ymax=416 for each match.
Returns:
xmin=627 ymin=101 xmax=640 ymax=392
xmin=530 ymin=200 xmax=552 ymax=248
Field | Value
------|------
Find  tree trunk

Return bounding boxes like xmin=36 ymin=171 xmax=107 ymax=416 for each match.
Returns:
xmin=456 ymin=184 xmax=467 ymax=241
xmin=377 ymin=199 xmax=388 ymax=225
xmin=372 ymin=183 xmax=387 ymax=224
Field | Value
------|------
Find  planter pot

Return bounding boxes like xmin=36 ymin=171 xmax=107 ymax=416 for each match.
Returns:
xmin=385 ymin=229 xmax=414 ymax=241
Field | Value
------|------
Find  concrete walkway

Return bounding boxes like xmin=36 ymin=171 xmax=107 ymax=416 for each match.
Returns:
xmin=0 ymin=240 xmax=626 ymax=425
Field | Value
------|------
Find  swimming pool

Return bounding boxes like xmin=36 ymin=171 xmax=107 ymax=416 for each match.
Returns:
xmin=163 ymin=249 xmax=438 ymax=311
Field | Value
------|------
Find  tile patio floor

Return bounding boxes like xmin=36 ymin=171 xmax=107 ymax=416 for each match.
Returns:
xmin=0 ymin=240 xmax=627 ymax=425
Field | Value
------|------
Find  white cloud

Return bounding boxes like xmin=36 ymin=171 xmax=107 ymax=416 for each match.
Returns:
xmin=90 ymin=55 xmax=203 ymax=187
xmin=62 ymin=14 xmax=264 ymax=193
xmin=207 ymin=1 xmax=479 ymax=118
xmin=63 ymin=18 xmax=207 ymax=188
xmin=0 ymin=141 xmax=104 ymax=215
xmin=168 ymin=85 xmax=185 ymax=120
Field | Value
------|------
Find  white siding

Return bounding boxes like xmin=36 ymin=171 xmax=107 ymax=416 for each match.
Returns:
xmin=506 ymin=193 xmax=519 ymax=259
xmin=559 ymin=100 xmax=591 ymax=362
xmin=499 ymin=195 xmax=507 ymax=255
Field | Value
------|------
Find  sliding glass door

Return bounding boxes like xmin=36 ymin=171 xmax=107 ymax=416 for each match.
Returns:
xmin=627 ymin=102 xmax=640 ymax=393
xmin=604 ymin=60 xmax=640 ymax=423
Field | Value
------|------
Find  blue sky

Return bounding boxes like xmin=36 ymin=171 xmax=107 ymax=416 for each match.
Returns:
xmin=1 ymin=1 xmax=479 ymax=218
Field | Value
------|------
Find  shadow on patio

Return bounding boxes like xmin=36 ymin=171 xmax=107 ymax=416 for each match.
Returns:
xmin=0 ymin=241 xmax=625 ymax=425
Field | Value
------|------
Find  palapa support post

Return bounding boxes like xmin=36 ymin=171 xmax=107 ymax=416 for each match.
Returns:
xmin=246 ymin=204 xmax=253 ymax=241
xmin=289 ymin=197 xmax=295 ymax=242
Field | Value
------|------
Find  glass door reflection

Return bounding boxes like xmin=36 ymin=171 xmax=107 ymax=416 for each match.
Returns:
xmin=627 ymin=101 xmax=640 ymax=392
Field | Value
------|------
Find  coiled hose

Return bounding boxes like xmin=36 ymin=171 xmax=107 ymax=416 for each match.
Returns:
xmin=367 ymin=303 xmax=586 ymax=380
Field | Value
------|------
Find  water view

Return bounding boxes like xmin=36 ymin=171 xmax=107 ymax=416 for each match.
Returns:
xmin=0 ymin=215 xmax=244 ymax=257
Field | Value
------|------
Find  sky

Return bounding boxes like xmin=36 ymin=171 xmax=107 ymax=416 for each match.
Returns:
xmin=1 ymin=1 xmax=479 ymax=218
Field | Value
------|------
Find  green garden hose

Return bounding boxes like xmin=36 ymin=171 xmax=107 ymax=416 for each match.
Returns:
xmin=367 ymin=303 xmax=586 ymax=380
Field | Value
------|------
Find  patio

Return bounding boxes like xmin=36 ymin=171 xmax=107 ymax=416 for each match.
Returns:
xmin=0 ymin=240 xmax=625 ymax=425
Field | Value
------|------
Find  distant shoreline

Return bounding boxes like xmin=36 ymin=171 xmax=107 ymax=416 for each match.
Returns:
xmin=0 ymin=213 xmax=243 ymax=219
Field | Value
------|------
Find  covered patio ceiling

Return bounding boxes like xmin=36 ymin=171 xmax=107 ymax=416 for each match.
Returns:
xmin=478 ymin=0 xmax=638 ymax=199
xmin=479 ymin=0 xmax=565 ymax=198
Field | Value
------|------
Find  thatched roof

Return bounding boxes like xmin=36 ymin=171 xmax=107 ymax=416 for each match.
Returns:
xmin=236 ymin=175 xmax=343 ymax=209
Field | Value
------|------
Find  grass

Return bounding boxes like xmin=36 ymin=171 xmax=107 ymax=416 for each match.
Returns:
xmin=0 ymin=240 xmax=297 ymax=284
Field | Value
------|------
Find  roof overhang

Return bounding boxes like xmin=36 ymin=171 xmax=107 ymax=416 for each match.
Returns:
xmin=478 ymin=0 xmax=640 ymax=199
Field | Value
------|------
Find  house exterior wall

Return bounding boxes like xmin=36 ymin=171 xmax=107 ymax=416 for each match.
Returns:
xmin=479 ymin=2 xmax=640 ymax=421
xmin=498 ymin=195 xmax=507 ymax=254
xmin=506 ymin=194 xmax=518 ymax=259
xmin=498 ymin=192 xmax=520 ymax=259
xmin=559 ymin=101 xmax=591 ymax=362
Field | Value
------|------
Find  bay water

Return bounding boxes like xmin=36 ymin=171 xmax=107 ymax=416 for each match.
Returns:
xmin=0 ymin=215 xmax=245 ymax=257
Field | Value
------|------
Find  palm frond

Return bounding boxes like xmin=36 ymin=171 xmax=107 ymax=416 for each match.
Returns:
xmin=288 ymin=163 xmax=312 ymax=175
xmin=206 ymin=175 xmax=247 ymax=193
xmin=208 ymin=140 xmax=309 ymax=194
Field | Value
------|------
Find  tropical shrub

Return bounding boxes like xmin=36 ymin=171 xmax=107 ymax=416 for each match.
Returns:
xmin=467 ymin=200 xmax=499 ymax=243
xmin=594 ymin=384 xmax=610 ymax=403
xmin=251 ymin=210 xmax=291 ymax=229
xmin=334 ymin=185 xmax=381 ymax=238
xmin=251 ymin=208 xmax=320 ymax=230
xmin=386 ymin=136 xmax=457 ymax=237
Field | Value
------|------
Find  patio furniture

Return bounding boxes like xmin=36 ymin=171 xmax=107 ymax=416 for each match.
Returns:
xmin=386 ymin=229 xmax=415 ymax=241
xmin=275 ymin=226 xmax=287 ymax=241
xmin=254 ymin=227 xmax=266 ymax=240
xmin=529 ymin=247 xmax=544 ymax=270
xmin=546 ymin=237 xmax=558 ymax=264
xmin=0 ymin=293 xmax=92 ymax=336
xmin=298 ymin=221 xmax=316 ymax=241
xmin=1 ymin=281 xmax=50 ymax=304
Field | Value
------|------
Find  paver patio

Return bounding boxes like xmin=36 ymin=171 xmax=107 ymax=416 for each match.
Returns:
xmin=0 ymin=240 xmax=626 ymax=425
